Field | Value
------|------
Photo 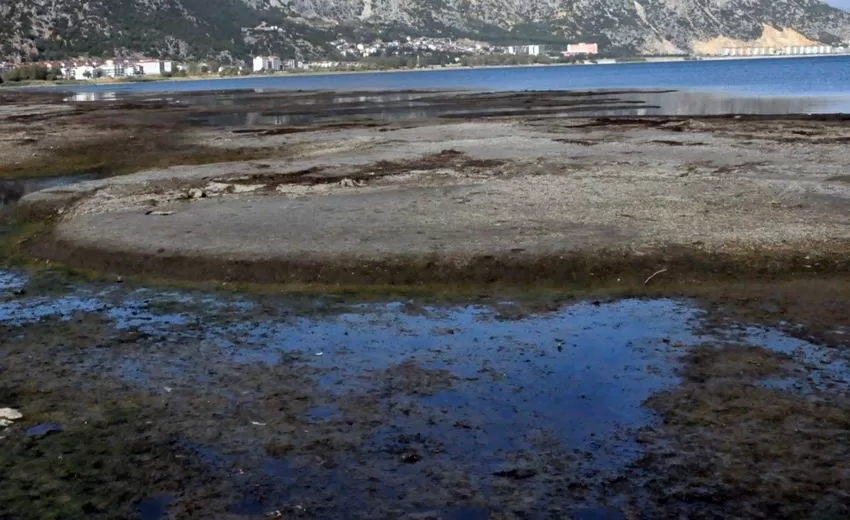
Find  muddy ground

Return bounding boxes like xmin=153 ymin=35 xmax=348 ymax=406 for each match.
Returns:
xmin=3 ymin=89 xmax=850 ymax=285
xmin=1 ymin=270 xmax=850 ymax=520
xmin=1 ymin=89 xmax=850 ymax=519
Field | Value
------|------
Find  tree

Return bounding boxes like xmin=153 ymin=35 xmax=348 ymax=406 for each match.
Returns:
xmin=83 ymin=70 xmax=92 ymax=79
xmin=1 ymin=65 xmax=58 ymax=82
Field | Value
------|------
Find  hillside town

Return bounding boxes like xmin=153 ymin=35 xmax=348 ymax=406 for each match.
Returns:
xmin=719 ymin=43 xmax=847 ymax=57
xmin=0 ymin=35 xmax=604 ymax=81
xmin=0 ymin=57 xmax=180 ymax=80
xmin=2 ymin=32 xmax=848 ymax=82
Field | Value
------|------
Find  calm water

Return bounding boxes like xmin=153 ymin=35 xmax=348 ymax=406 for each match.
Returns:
xmin=52 ymin=55 xmax=850 ymax=98
xmin=3 ymin=272 xmax=848 ymax=456
xmin=186 ymin=90 xmax=838 ymax=125
xmin=0 ymin=173 xmax=103 ymax=210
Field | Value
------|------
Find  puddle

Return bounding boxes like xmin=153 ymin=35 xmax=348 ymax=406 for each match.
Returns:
xmin=306 ymin=404 xmax=340 ymax=422
xmin=136 ymin=495 xmax=174 ymax=520
xmin=0 ymin=293 xmax=106 ymax=323
xmin=3 ymin=282 xmax=846 ymax=452
xmin=0 ymin=271 xmax=27 ymax=291
xmin=0 ymin=173 xmax=104 ymax=211
xmin=720 ymin=324 xmax=850 ymax=393
xmin=24 ymin=423 xmax=64 ymax=438
xmin=3 ymin=273 xmax=849 ymax=516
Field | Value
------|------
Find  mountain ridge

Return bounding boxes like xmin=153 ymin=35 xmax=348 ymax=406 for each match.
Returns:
xmin=1 ymin=0 xmax=850 ymax=63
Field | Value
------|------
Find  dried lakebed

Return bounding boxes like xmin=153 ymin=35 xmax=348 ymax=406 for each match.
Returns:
xmin=2 ymin=272 xmax=850 ymax=519
xmin=4 ymin=89 xmax=850 ymax=519
xmin=8 ymin=90 xmax=850 ymax=283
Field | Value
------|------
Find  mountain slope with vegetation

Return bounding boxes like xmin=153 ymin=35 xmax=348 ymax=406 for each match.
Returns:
xmin=1 ymin=0 xmax=849 ymax=62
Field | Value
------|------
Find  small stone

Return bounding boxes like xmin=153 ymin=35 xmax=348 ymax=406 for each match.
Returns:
xmin=338 ymin=178 xmax=365 ymax=188
xmin=0 ymin=408 xmax=22 ymax=421
xmin=400 ymin=448 xmax=422 ymax=464
xmin=493 ymin=466 xmax=537 ymax=479
xmin=187 ymin=188 xmax=206 ymax=199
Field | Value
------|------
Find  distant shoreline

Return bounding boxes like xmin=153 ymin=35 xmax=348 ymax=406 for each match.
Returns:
xmin=5 ymin=62 xmax=577 ymax=90
xmin=4 ymin=52 xmax=848 ymax=93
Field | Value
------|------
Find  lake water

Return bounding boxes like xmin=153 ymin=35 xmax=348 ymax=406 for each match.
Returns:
xmin=52 ymin=55 xmax=850 ymax=103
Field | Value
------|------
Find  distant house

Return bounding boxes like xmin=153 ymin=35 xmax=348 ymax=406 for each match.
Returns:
xmin=505 ymin=45 xmax=543 ymax=56
xmin=564 ymin=43 xmax=599 ymax=56
xmin=73 ymin=61 xmax=100 ymax=79
xmin=252 ymin=55 xmax=282 ymax=72
xmin=136 ymin=59 xmax=163 ymax=76
xmin=100 ymin=59 xmax=132 ymax=78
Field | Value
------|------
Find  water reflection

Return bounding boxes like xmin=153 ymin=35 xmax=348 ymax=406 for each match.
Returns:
xmin=635 ymin=90 xmax=836 ymax=115
xmin=64 ymin=92 xmax=118 ymax=102
xmin=0 ymin=174 xmax=102 ymax=210
xmin=180 ymin=90 xmax=844 ymax=128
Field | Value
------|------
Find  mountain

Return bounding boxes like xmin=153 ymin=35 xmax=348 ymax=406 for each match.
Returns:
xmin=2 ymin=0 xmax=850 ymax=63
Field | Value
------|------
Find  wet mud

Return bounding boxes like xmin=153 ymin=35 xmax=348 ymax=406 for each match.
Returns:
xmin=2 ymin=270 xmax=850 ymax=519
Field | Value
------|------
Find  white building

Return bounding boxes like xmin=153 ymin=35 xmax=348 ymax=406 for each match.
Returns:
xmin=506 ymin=45 xmax=544 ymax=56
xmin=72 ymin=62 xmax=99 ymax=79
xmin=253 ymin=55 xmax=282 ymax=72
xmin=100 ymin=59 xmax=132 ymax=78
xmin=566 ymin=42 xmax=599 ymax=55
xmin=136 ymin=60 xmax=163 ymax=76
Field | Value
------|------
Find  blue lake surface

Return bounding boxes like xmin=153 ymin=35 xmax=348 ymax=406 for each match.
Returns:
xmin=52 ymin=55 xmax=850 ymax=98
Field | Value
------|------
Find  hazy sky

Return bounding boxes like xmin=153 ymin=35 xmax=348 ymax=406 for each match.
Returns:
xmin=825 ymin=0 xmax=850 ymax=10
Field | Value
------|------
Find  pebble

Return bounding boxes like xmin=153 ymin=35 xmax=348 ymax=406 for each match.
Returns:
xmin=0 ymin=408 xmax=23 ymax=421
xmin=493 ymin=466 xmax=537 ymax=479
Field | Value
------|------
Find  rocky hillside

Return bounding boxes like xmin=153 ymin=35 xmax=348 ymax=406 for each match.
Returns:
xmin=2 ymin=0 xmax=850 ymax=62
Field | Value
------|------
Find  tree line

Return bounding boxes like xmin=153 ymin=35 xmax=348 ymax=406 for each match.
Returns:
xmin=1 ymin=65 xmax=62 ymax=83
